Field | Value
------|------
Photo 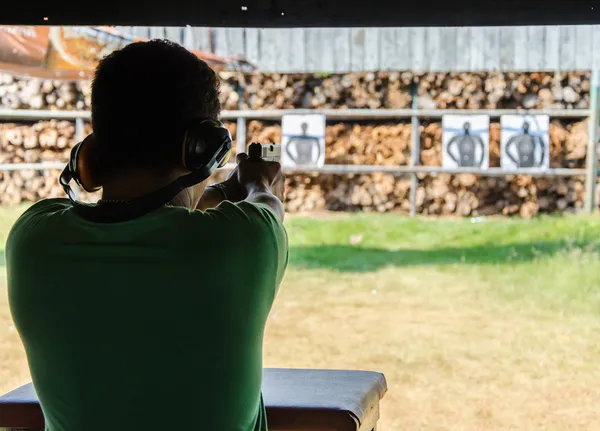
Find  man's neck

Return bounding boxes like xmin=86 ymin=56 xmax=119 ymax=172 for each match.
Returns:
xmin=101 ymin=169 xmax=181 ymax=202
xmin=100 ymin=168 xmax=205 ymax=210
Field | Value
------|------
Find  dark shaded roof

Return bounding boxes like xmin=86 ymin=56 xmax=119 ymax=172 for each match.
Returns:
xmin=4 ymin=0 xmax=600 ymax=27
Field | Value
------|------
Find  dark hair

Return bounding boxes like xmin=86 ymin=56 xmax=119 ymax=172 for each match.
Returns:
xmin=91 ymin=39 xmax=221 ymax=178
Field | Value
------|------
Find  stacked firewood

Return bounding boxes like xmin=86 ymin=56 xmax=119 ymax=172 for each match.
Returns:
xmin=417 ymin=119 xmax=588 ymax=217
xmin=417 ymin=72 xmax=591 ymax=109
xmin=0 ymin=118 xmax=591 ymax=216
xmin=420 ymin=120 xmax=587 ymax=169
xmin=219 ymin=72 xmax=243 ymax=110
xmin=245 ymin=120 xmax=413 ymax=166
xmin=415 ymin=173 xmax=586 ymax=218
xmin=0 ymin=73 xmax=90 ymax=110
xmin=238 ymin=72 xmax=415 ymax=109
xmin=0 ymin=71 xmax=590 ymax=112
xmin=0 ymin=120 xmax=89 ymax=204
xmin=231 ymin=71 xmax=590 ymax=110
xmin=244 ymin=120 xmax=413 ymax=213
xmin=0 ymin=116 xmax=587 ymax=217
xmin=0 ymin=71 xmax=595 ymax=217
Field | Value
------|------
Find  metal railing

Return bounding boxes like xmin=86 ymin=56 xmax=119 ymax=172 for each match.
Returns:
xmin=0 ymin=107 xmax=589 ymax=121
xmin=0 ymin=91 xmax=597 ymax=215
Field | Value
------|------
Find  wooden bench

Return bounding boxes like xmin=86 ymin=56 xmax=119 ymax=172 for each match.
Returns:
xmin=0 ymin=368 xmax=387 ymax=431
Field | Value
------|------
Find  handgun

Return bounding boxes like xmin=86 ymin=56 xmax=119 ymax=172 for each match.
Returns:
xmin=248 ymin=143 xmax=281 ymax=162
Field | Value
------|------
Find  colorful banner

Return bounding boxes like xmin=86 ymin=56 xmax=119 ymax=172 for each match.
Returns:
xmin=0 ymin=26 xmax=253 ymax=80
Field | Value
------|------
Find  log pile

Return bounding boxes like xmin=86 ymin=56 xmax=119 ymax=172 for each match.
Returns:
xmin=229 ymin=71 xmax=590 ymax=110
xmin=0 ymin=73 xmax=90 ymax=110
xmin=417 ymin=120 xmax=588 ymax=217
xmin=420 ymin=120 xmax=588 ymax=168
xmin=239 ymin=72 xmax=415 ymax=109
xmin=0 ymin=71 xmax=596 ymax=217
xmin=0 ymin=118 xmax=592 ymax=217
xmin=0 ymin=71 xmax=590 ymax=112
xmin=0 ymin=120 xmax=90 ymax=204
xmin=242 ymin=120 xmax=414 ymax=212
xmin=417 ymin=72 xmax=591 ymax=109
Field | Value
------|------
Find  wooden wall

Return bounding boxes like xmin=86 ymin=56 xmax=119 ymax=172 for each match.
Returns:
xmin=116 ymin=26 xmax=600 ymax=73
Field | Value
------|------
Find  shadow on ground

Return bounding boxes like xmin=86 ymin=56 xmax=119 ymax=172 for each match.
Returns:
xmin=289 ymin=239 xmax=599 ymax=272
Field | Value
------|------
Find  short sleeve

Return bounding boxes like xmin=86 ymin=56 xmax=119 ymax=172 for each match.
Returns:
xmin=6 ymin=198 xmax=71 ymax=261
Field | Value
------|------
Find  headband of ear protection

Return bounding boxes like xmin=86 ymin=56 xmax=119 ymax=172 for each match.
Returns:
xmin=59 ymin=118 xmax=233 ymax=223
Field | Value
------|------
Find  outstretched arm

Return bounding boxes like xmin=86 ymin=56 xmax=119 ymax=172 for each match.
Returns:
xmin=245 ymin=182 xmax=285 ymax=221
xmin=196 ymin=165 xmax=247 ymax=211
xmin=197 ymin=162 xmax=285 ymax=222
xmin=237 ymin=153 xmax=286 ymax=222
xmin=196 ymin=186 xmax=224 ymax=211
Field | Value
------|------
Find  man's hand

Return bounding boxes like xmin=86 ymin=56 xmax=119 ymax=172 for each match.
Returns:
xmin=196 ymin=153 xmax=285 ymax=213
xmin=237 ymin=153 xmax=285 ymax=202
xmin=237 ymin=152 xmax=285 ymax=221
xmin=222 ymin=155 xmax=251 ymax=201
xmin=196 ymin=154 xmax=248 ymax=211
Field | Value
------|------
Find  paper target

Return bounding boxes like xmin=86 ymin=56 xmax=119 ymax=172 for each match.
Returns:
xmin=281 ymin=114 xmax=326 ymax=168
xmin=442 ymin=115 xmax=490 ymax=169
xmin=500 ymin=115 xmax=550 ymax=170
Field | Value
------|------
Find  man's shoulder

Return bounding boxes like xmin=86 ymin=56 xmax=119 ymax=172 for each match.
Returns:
xmin=204 ymin=200 xmax=281 ymax=223
xmin=10 ymin=198 xmax=71 ymax=232
xmin=6 ymin=198 xmax=71 ymax=253
xmin=25 ymin=197 xmax=71 ymax=214
xmin=203 ymin=201 xmax=285 ymax=236
xmin=201 ymin=200 xmax=287 ymax=250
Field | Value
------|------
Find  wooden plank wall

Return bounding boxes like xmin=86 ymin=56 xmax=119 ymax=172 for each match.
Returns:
xmin=117 ymin=26 xmax=600 ymax=73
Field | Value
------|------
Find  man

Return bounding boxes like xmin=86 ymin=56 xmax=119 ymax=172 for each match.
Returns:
xmin=6 ymin=40 xmax=288 ymax=431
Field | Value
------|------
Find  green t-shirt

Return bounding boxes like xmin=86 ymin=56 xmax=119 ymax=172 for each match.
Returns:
xmin=6 ymin=198 xmax=288 ymax=431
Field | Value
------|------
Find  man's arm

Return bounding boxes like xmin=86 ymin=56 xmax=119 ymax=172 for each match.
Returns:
xmin=198 ymin=152 xmax=285 ymax=220
xmin=197 ymin=181 xmax=284 ymax=222
xmin=196 ymin=168 xmax=246 ymax=211
xmin=196 ymin=185 xmax=227 ymax=211
xmin=245 ymin=183 xmax=285 ymax=221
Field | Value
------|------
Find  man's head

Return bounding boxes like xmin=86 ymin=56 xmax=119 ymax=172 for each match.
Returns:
xmin=91 ymin=39 xmax=221 ymax=185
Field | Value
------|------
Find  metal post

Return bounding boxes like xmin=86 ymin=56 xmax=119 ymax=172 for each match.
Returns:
xmin=237 ymin=117 xmax=247 ymax=155
xmin=73 ymin=118 xmax=84 ymax=199
xmin=409 ymin=83 xmax=420 ymax=217
xmin=75 ymin=117 xmax=84 ymax=142
xmin=585 ymin=69 xmax=599 ymax=213
xmin=236 ymin=82 xmax=247 ymax=155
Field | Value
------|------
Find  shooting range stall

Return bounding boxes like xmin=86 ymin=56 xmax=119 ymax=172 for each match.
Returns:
xmin=1 ymin=0 xmax=599 ymax=429
xmin=0 ymin=369 xmax=386 ymax=431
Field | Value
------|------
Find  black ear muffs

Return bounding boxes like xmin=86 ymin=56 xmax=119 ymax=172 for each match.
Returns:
xmin=59 ymin=118 xmax=233 ymax=223
xmin=182 ymin=119 xmax=233 ymax=170
xmin=59 ymin=134 xmax=101 ymax=201
xmin=69 ymin=134 xmax=101 ymax=192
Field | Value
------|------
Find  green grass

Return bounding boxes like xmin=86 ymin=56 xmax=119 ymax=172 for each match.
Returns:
xmin=1 ymin=207 xmax=600 ymax=430
xmin=286 ymin=213 xmax=600 ymax=315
